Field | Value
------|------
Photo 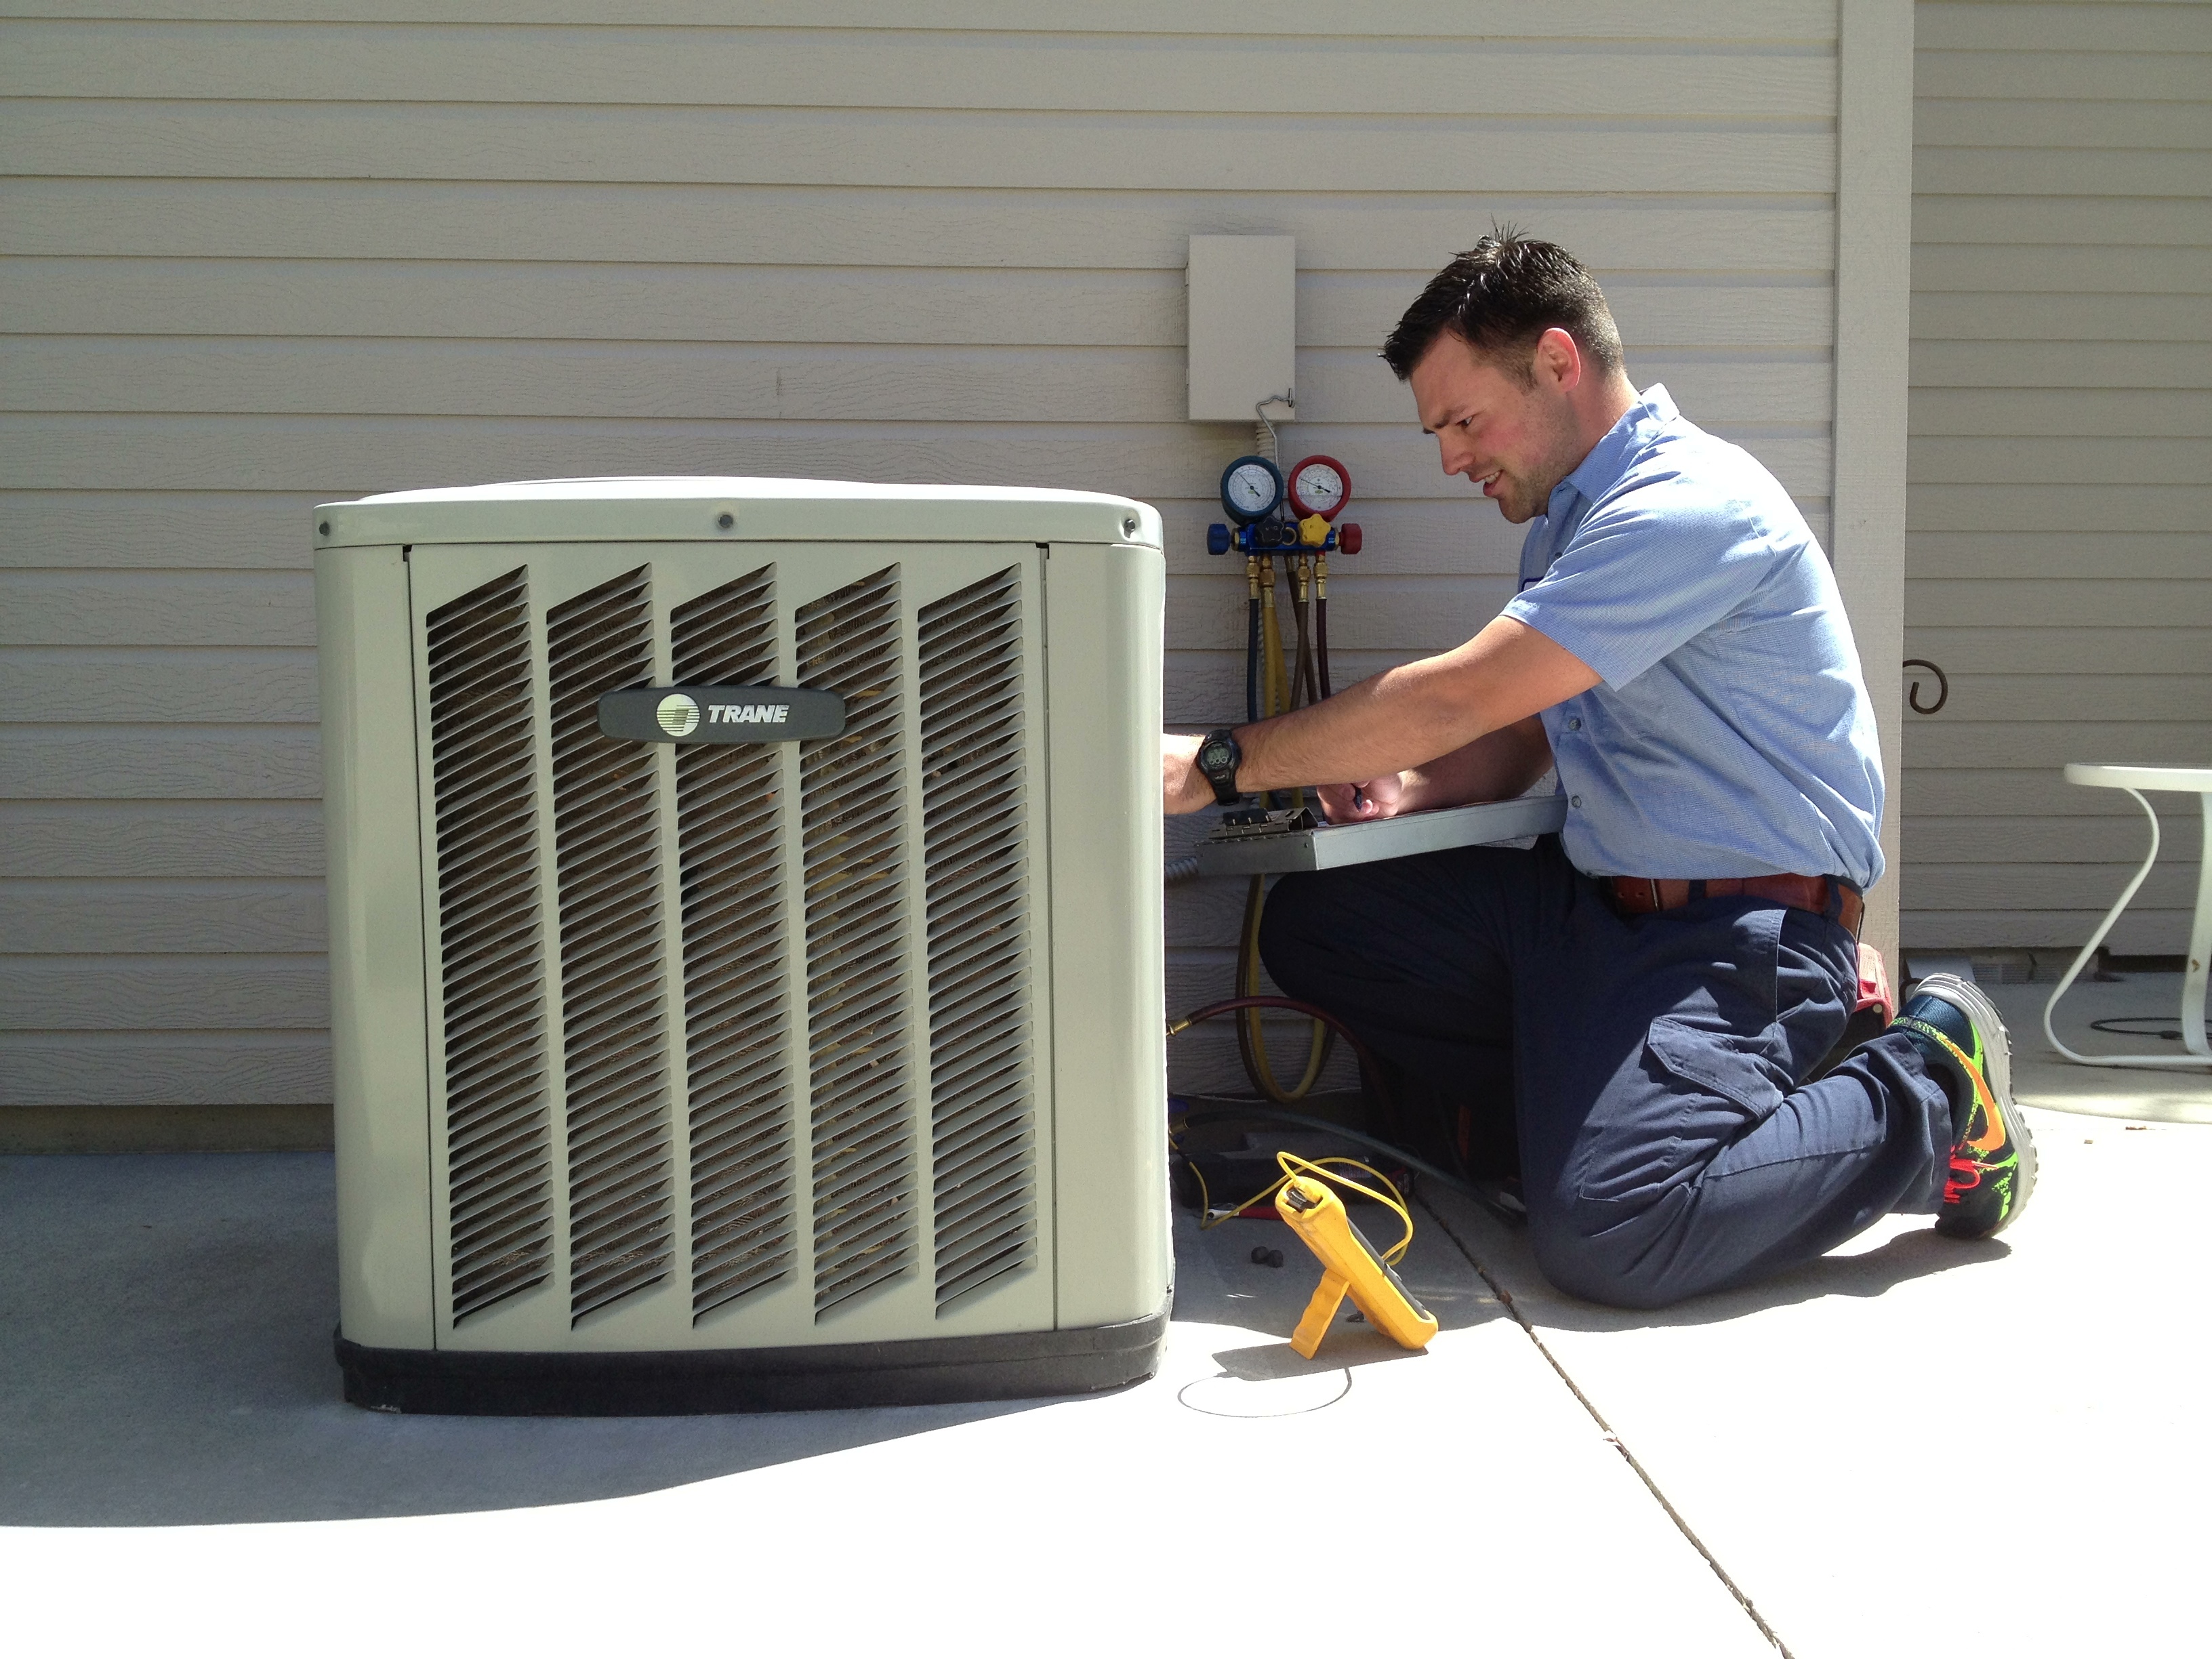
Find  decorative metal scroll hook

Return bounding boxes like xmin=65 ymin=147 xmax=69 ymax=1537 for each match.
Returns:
xmin=1904 ymin=658 xmax=1949 ymax=715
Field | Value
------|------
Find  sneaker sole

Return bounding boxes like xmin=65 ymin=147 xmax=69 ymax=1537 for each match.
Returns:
xmin=1919 ymin=972 xmax=2038 ymax=1233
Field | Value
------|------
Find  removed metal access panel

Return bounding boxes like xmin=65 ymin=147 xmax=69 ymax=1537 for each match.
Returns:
xmin=1193 ymin=795 xmax=1568 ymax=878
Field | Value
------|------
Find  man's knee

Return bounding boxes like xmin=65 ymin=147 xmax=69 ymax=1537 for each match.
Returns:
xmin=1254 ymin=872 xmax=1336 ymax=995
xmin=1524 ymin=1197 xmax=1706 ymax=1312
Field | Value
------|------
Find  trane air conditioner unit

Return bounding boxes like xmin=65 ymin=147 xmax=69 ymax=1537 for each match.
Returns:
xmin=314 ymin=478 xmax=1170 ymax=1414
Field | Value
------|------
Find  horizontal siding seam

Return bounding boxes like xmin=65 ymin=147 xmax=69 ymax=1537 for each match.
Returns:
xmin=1 ymin=12 xmax=1854 ymax=1101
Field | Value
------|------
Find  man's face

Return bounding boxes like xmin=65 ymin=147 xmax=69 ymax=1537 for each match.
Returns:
xmin=1409 ymin=332 xmax=1583 ymax=525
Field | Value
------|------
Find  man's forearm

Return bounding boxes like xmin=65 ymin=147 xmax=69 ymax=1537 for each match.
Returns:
xmin=1228 ymin=616 xmax=1597 ymax=794
xmin=1397 ymin=718 xmax=1553 ymax=811
xmin=1229 ymin=655 xmax=1471 ymax=794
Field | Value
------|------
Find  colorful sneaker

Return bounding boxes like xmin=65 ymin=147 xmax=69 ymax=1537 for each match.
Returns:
xmin=1892 ymin=973 xmax=2037 ymax=1240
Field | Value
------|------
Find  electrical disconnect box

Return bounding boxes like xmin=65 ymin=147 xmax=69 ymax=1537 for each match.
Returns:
xmin=315 ymin=477 xmax=1170 ymax=1414
xmin=1187 ymin=234 xmax=1296 ymax=424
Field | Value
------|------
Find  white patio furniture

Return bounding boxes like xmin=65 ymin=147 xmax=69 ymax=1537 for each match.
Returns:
xmin=2043 ymin=763 xmax=2212 ymax=1069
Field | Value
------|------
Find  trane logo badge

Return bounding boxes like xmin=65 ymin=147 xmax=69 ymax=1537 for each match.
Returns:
xmin=600 ymin=684 xmax=844 ymax=745
xmin=656 ymin=693 xmax=701 ymax=737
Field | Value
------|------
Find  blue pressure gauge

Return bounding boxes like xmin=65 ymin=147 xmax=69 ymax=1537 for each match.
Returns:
xmin=1218 ymin=455 xmax=1284 ymax=525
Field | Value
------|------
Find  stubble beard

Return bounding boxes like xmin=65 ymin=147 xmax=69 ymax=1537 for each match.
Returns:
xmin=1494 ymin=400 xmax=1584 ymax=525
xmin=1495 ymin=474 xmax=1544 ymax=525
xmin=1492 ymin=464 xmax=1560 ymax=525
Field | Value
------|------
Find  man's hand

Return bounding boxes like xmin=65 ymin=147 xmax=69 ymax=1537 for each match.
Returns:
xmin=1162 ymin=732 xmax=1214 ymax=815
xmin=1158 ymin=617 xmax=1591 ymax=817
xmin=1317 ymin=774 xmax=1406 ymax=823
xmin=1317 ymin=720 xmax=1552 ymax=823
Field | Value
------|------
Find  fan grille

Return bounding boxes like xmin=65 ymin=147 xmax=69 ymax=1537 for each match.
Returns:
xmin=918 ymin=571 xmax=1038 ymax=1313
xmin=425 ymin=568 xmax=553 ymax=1324
xmin=796 ymin=568 xmax=918 ymax=1320
xmin=420 ymin=554 xmax=1052 ymax=1336
xmin=671 ymin=569 xmax=798 ymax=1322
xmin=546 ymin=568 xmax=674 ymax=1324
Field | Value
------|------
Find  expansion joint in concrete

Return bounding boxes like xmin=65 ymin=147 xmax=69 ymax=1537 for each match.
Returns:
xmin=1420 ymin=1201 xmax=1795 ymax=1659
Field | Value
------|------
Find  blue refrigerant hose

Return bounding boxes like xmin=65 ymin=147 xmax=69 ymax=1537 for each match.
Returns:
xmin=1245 ymin=590 xmax=1261 ymax=724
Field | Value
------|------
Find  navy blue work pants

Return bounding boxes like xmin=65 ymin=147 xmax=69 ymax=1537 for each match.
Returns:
xmin=1258 ymin=836 xmax=1954 ymax=1309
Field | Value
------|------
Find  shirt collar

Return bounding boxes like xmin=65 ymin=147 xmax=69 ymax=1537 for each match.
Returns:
xmin=1544 ymin=383 xmax=1678 ymax=518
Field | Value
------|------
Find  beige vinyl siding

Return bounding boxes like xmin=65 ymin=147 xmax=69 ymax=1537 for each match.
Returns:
xmin=0 ymin=3 xmax=1845 ymax=1118
xmin=1904 ymin=0 xmax=2212 ymax=957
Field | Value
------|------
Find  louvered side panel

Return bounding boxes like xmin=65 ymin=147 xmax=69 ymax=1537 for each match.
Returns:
xmin=670 ymin=569 xmax=798 ymax=1322
xmin=918 ymin=571 xmax=1038 ymax=1313
xmin=424 ymin=568 xmax=552 ymax=1324
xmin=545 ymin=567 xmax=673 ymax=1324
xmin=797 ymin=567 xmax=917 ymax=1320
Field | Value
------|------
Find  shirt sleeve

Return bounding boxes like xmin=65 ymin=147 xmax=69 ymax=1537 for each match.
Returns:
xmin=1502 ymin=472 xmax=1778 ymax=690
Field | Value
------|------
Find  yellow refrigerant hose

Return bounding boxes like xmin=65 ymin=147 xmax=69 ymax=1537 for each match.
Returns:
xmin=1237 ymin=555 xmax=1332 ymax=1103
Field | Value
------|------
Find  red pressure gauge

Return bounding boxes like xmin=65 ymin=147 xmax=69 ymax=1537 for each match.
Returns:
xmin=1287 ymin=455 xmax=1352 ymax=521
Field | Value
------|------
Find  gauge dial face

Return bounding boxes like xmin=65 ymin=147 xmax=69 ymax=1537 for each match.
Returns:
xmin=1220 ymin=456 xmax=1284 ymax=523
xmin=1288 ymin=455 xmax=1351 ymax=520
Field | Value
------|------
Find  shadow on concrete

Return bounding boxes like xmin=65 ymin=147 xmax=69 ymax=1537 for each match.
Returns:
xmin=1210 ymin=1332 xmax=1427 ymax=1382
xmin=1418 ymin=1191 xmax=2011 ymax=1334
xmin=4 ymin=1157 xmax=1513 ymax=1528
xmin=0 ymin=1154 xmax=1059 ymax=1528
xmin=1527 ymin=1227 xmax=2011 ymax=1336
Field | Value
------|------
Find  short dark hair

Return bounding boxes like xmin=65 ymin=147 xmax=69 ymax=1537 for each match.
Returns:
xmin=1381 ymin=229 xmax=1623 ymax=385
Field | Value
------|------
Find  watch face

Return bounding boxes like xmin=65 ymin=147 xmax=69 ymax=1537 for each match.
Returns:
xmin=1200 ymin=739 xmax=1232 ymax=771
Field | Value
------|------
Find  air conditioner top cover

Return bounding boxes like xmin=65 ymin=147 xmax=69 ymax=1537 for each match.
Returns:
xmin=316 ymin=475 xmax=1164 ymax=550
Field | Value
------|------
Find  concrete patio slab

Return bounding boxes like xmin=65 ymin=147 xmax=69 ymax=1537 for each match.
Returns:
xmin=0 ymin=1152 xmax=1019 ymax=1525
xmin=1988 ymin=972 xmax=2211 ymax=1124
xmin=2 ymin=1153 xmax=1771 ymax=1656
xmin=1432 ymin=1103 xmax=2212 ymax=1658
xmin=13 ymin=972 xmax=2200 ymax=1656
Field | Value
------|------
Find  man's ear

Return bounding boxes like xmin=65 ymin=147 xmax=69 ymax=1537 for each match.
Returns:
xmin=1534 ymin=327 xmax=1582 ymax=393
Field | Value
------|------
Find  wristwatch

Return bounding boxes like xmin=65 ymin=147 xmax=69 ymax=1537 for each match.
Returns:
xmin=1195 ymin=728 xmax=1245 ymax=805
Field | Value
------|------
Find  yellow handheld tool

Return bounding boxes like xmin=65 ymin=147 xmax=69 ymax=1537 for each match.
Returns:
xmin=1276 ymin=1169 xmax=1439 ymax=1359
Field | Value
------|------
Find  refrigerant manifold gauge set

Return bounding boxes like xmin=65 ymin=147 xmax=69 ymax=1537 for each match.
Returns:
xmin=1206 ymin=453 xmax=1361 ymax=556
xmin=1186 ymin=451 xmax=1371 ymax=1108
xmin=1202 ymin=451 xmax=1363 ymax=735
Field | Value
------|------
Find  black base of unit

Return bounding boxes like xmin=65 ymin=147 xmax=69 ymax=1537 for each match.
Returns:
xmin=335 ymin=1306 xmax=1170 ymax=1417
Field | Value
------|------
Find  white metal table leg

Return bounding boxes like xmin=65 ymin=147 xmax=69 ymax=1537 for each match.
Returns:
xmin=2183 ymin=790 xmax=2210 ymax=1060
xmin=2043 ymin=786 xmax=2212 ymax=1069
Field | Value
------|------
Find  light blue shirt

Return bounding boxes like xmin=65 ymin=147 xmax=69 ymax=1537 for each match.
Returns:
xmin=1501 ymin=385 xmax=1885 ymax=887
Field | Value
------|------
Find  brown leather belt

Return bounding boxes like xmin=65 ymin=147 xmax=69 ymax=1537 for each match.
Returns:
xmin=1601 ymin=874 xmax=1864 ymax=937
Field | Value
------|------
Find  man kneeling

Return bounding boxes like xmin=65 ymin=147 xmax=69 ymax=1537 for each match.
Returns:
xmin=1161 ymin=232 xmax=2033 ymax=1310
